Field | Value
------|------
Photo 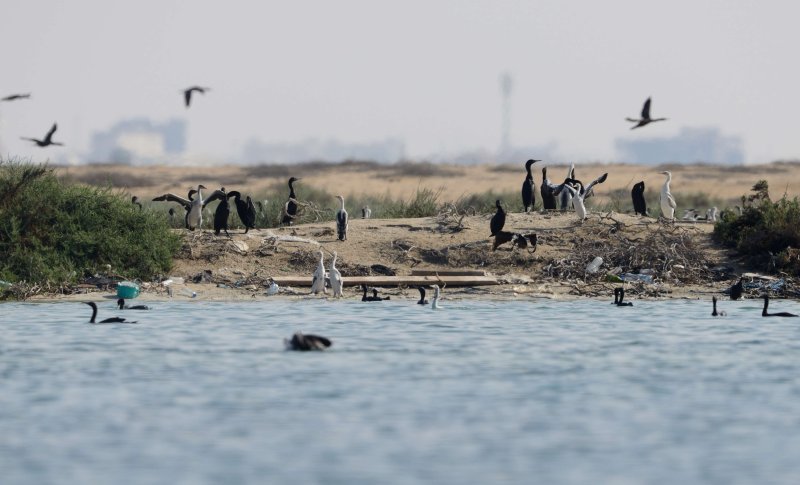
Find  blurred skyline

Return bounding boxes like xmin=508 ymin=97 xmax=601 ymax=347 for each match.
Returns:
xmin=1 ymin=1 xmax=798 ymax=165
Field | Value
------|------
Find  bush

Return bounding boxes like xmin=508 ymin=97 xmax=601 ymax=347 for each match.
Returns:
xmin=0 ymin=158 xmax=181 ymax=289
xmin=713 ymin=180 xmax=800 ymax=274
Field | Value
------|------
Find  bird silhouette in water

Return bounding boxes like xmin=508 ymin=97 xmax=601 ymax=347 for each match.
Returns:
xmin=21 ymin=123 xmax=63 ymax=147
xmin=284 ymin=332 xmax=332 ymax=351
xmin=730 ymin=277 xmax=743 ymax=300
xmin=117 ymin=298 xmax=150 ymax=310
xmin=711 ymin=297 xmax=726 ymax=316
xmin=761 ymin=294 xmax=798 ymax=317
xmin=1 ymin=93 xmax=31 ymax=102
xmin=183 ymin=86 xmax=210 ymax=107
xmin=631 ymin=181 xmax=647 ymax=216
xmin=83 ymin=302 xmax=137 ymax=324
xmin=417 ymin=287 xmax=429 ymax=305
xmin=362 ymin=285 xmax=389 ymax=301
xmin=489 ymin=200 xmax=506 ymax=236
xmin=626 ymin=97 xmax=667 ymax=129
xmin=612 ymin=288 xmax=633 ymax=306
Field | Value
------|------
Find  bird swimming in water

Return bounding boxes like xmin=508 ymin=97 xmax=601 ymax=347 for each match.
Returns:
xmin=361 ymin=285 xmax=389 ymax=301
xmin=117 ymin=298 xmax=150 ymax=310
xmin=521 ymin=159 xmax=540 ymax=213
xmin=282 ymin=177 xmax=301 ymax=225
xmin=226 ymin=191 xmax=256 ymax=233
xmin=711 ymin=297 xmax=726 ymax=316
xmin=266 ymin=278 xmax=279 ymax=296
xmin=417 ymin=287 xmax=429 ymax=305
xmin=761 ymin=294 xmax=798 ymax=317
xmin=335 ymin=195 xmax=348 ymax=241
xmin=83 ymin=302 xmax=137 ymax=324
xmin=613 ymin=288 xmax=633 ymax=306
xmin=431 ymin=285 xmax=443 ymax=309
xmin=362 ymin=206 xmax=372 ymax=219
xmin=153 ymin=185 xmax=207 ymax=231
xmin=284 ymin=332 xmax=332 ymax=351
xmin=1 ymin=93 xmax=31 ymax=102
xmin=201 ymin=187 xmax=232 ymax=236
xmin=626 ymin=97 xmax=667 ymax=129
xmin=560 ymin=172 xmax=609 ymax=221
xmin=131 ymin=196 xmax=143 ymax=210
xmin=631 ymin=181 xmax=647 ymax=216
xmin=183 ymin=86 xmax=210 ymax=107
xmin=489 ymin=200 xmax=506 ymax=236
xmin=659 ymin=171 xmax=677 ymax=221
xmin=730 ymin=277 xmax=743 ymax=300
xmin=329 ymin=251 xmax=343 ymax=298
xmin=311 ymin=249 xmax=327 ymax=295
xmin=540 ymin=166 xmax=559 ymax=210
xmin=21 ymin=123 xmax=63 ymax=147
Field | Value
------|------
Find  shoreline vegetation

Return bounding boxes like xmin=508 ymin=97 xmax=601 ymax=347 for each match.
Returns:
xmin=3 ymin=157 xmax=800 ymax=301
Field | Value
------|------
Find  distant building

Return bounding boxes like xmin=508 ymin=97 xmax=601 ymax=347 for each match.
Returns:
xmin=242 ymin=137 xmax=406 ymax=164
xmin=615 ymin=126 xmax=744 ymax=165
xmin=88 ymin=118 xmax=186 ymax=164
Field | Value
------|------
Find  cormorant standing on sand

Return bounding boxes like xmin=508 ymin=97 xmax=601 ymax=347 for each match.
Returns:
xmin=282 ymin=177 xmax=301 ymax=225
xmin=83 ymin=302 xmax=137 ymax=324
xmin=203 ymin=187 xmax=232 ymax=236
xmin=762 ymin=294 xmax=798 ymax=317
xmin=490 ymin=200 xmax=506 ymax=236
xmin=284 ymin=332 xmax=332 ymax=351
xmin=227 ymin=191 xmax=256 ymax=233
xmin=521 ymin=159 xmax=540 ymax=213
xmin=335 ymin=195 xmax=348 ymax=241
xmin=632 ymin=181 xmax=647 ymax=216
xmin=540 ymin=167 xmax=558 ymax=210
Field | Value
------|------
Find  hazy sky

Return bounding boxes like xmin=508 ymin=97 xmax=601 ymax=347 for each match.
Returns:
xmin=1 ymin=0 xmax=798 ymax=164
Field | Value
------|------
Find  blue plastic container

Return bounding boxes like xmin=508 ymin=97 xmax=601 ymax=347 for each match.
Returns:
xmin=116 ymin=281 xmax=140 ymax=299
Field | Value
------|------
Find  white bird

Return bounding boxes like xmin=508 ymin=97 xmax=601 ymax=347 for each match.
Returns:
xmin=266 ymin=278 xmax=279 ymax=296
xmin=707 ymin=207 xmax=718 ymax=222
xmin=362 ymin=206 xmax=372 ymax=219
xmin=311 ymin=249 xmax=327 ymax=295
xmin=152 ymin=184 xmax=207 ymax=230
xmin=335 ymin=195 xmax=348 ymax=241
xmin=560 ymin=172 xmax=609 ymax=221
xmin=431 ymin=285 xmax=443 ymax=310
xmin=329 ymin=251 xmax=343 ymax=298
xmin=659 ymin=171 xmax=677 ymax=221
xmin=559 ymin=163 xmax=576 ymax=210
xmin=682 ymin=208 xmax=698 ymax=221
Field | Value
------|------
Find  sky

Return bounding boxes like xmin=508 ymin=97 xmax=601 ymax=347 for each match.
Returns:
xmin=1 ymin=0 xmax=798 ymax=164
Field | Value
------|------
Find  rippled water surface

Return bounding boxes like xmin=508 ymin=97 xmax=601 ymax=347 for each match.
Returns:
xmin=3 ymin=298 xmax=800 ymax=485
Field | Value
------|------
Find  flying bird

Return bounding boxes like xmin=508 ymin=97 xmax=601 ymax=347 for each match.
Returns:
xmin=183 ymin=86 xmax=210 ymax=107
xmin=1 ymin=93 xmax=31 ymax=102
xmin=21 ymin=123 xmax=63 ymax=147
xmin=626 ymin=97 xmax=667 ymax=129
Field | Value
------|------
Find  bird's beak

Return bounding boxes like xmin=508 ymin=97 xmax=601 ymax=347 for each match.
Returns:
xmin=198 ymin=184 xmax=207 ymax=189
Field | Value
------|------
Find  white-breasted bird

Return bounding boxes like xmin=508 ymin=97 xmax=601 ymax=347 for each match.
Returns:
xmin=659 ymin=171 xmax=677 ymax=221
xmin=335 ymin=195 xmax=348 ymax=241
xmin=329 ymin=251 xmax=343 ymax=297
xmin=311 ymin=249 xmax=327 ymax=295
xmin=560 ymin=173 xmax=609 ymax=221
xmin=152 ymin=184 xmax=207 ymax=230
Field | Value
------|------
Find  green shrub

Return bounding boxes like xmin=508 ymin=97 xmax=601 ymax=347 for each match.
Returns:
xmin=0 ymin=158 xmax=181 ymax=289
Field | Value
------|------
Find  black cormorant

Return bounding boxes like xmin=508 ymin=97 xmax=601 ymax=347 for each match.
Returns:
xmin=203 ymin=187 xmax=232 ymax=236
xmin=730 ymin=277 xmax=743 ymax=300
xmin=117 ymin=298 xmax=150 ymax=310
xmin=417 ymin=287 xmax=429 ymax=305
xmin=83 ymin=302 xmax=137 ymax=324
xmin=614 ymin=287 xmax=633 ymax=306
xmin=1 ymin=93 xmax=31 ymax=101
xmin=489 ymin=200 xmax=506 ymax=236
xmin=632 ymin=181 xmax=647 ymax=216
xmin=21 ymin=123 xmax=63 ymax=147
xmin=762 ymin=294 xmax=798 ymax=317
xmin=282 ymin=177 xmax=301 ymax=225
xmin=284 ymin=332 xmax=332 ymax=351
xmin=627 ymin=97 xmax=667 ymax=129
xmin=540 ymin=167 xmax=558 ymax=210
xmin=183 ymin=86 xmax=210 ymax=107
xmin=711 ymin=297 xmax=726 ymax=316
xmin=361 ymin=285 xmax=389 ymax=301
xmin=521 ymin=159 xmax=540 ymax=213
xmin=335 ymin=195 xmax=348 ymax=241
xmin=227 ymin=191 xmax=256 ymax=233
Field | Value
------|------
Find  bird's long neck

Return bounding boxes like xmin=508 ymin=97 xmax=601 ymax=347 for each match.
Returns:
xmin=289 ymin=181 xmax=296 ymax=198
xmin=339 ymin=198 xmax=345 ymax=211
xmin=763 ymin=297 xmax=769 ymax=315
xmin=89 ymin=305 xmax=97 ymax=323
xmin=331 ymin=253 xmax=337 ymax=269
xmin=618 ymin=288 xmax=625 ymax=304
xmin=712 ymin=298 xmax=718 ymax=315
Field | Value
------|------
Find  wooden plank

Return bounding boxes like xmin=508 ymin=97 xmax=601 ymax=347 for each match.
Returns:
xmin=410 ymin=269 xmax=486 ymax=277
xmin=272 ymin=275 xmax=498 ymax=287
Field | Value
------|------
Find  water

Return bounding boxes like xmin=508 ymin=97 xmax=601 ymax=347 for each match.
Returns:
xmin=2 ymin=297 xmax=800 ymax=485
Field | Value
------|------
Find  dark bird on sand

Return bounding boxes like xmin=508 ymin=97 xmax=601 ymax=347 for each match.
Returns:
xmin=21 ymin=123 xmax=63 ymax=147
xmin=540 ymin=167 xmax=559 ymax=210
xmin=284 ymin=332 xmax=332 ymax=351
xmin=228 ymin=191 xmax=257 ymax=233
xmin=183 ymin=86 xmax=210 ymax=107
xmin=761 ymin=294 xmax=798 ymax=317
xmin=203 ymin=187 xmax=233 ymax=236
xmin=117 ymin=298 xmax=150 ymax=310
xmin=83 ymin=302 xmax=137 ymax=324
xmin=1 ymin=93 xmax=31 ymax=102
xmin=626 ymin=97 xmax=667 ymax=129
xmin=492 ymin=231 xmax=537 ymax=251
xmin=521 ymin=159 xmax=540 ymax=213
xmin=631 ymin=181 xmax=647 ymax=216
xmin=282 ymin=177 xmax=301 ymax=225
xmin=489 ymin=200 xmax=506 ymax=236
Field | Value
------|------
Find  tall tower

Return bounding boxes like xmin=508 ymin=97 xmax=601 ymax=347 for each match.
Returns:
xmin=499 ymin=72 xmax=513 ymax=155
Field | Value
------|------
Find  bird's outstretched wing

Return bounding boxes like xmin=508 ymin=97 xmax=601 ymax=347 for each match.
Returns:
xmin=641 ymin=97 xmax=652 ymax=119
xmin=44 ymin=123 xmax=58 ymax=143
xmin=583 ymin=172 xmax=609 ymax=195
xmin=202 ymin=190 xmax=227 ymax=208
xmin=153 ymin=193 xmax=191 ymax=209
xmin=625 ymin=117 xmax=640 ymax=122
